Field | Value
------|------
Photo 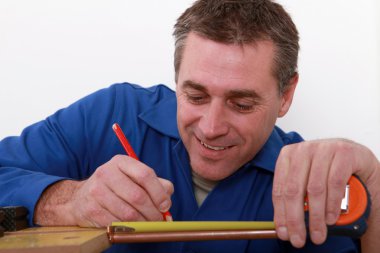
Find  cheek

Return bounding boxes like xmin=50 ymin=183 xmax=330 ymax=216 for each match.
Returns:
xmin=237 ymin=110 xmax=278 ymax=146
xmin=176 ymin=99 xmax=198 ymax=133
xmin=177 ymin=101 xmax=189 ymax=125
xmin=252 ymin=101 xmax=281 ymax=129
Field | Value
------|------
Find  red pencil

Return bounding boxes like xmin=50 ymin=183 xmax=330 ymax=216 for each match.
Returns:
xmin=112 ymin=123 xmax=173 ymax=222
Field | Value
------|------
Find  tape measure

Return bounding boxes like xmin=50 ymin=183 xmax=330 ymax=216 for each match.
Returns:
xmin=304 ymin=175 xmax=371 ymax=238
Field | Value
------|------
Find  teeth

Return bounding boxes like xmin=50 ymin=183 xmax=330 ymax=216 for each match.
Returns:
xmin=200 ymin=141 xmax=226 ymax=151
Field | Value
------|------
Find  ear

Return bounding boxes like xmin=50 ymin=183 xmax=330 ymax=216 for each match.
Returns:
xmin=278 ymin=73 xmax=298 ymax=118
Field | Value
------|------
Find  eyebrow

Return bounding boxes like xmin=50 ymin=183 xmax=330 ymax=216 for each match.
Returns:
xmin=181 ymin=80 xmax=208 ymax=93
xmin=182 ymin=80 xmax=261 ymax=100
xmin=226 ymin=89 xmax=261 ymax=100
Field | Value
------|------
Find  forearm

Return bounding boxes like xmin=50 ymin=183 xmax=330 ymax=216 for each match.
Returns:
xmin=33 ymin=180 xmax=83 ymax=226
xmin=362 ymin=210 xmax=380 ymax=253
xmin=361 ymin=158 xmax=380 ymax=253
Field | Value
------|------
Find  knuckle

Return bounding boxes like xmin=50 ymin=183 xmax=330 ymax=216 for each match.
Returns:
xmin=279 ymin=145 xmax=294 ymax=157
xmin=164 ymin=180 xmax=175 ymax=195
xmin=326 ymin=199 xmax=341 ymax=213
xmin=294 ymin=141 xmax=311 ymax=151
xmin=128 ymin=188 xmax=148 ymax=206
xmin=307 ymin=182 xmax=325 ymax=197
xmin=272 ymin=184 xmax=283 ymax=199
xmin=336 ymin=140 xmax=354 ymax=151
xmin=328 ymin=176 xmax=346 ymax=189
xmin=284 ymin=183 xmax=302 ymax=199
xmin=113 ymin=154 xmax=124 ymax=160
xmin=94 ymin=167 xmax=106 ymax=179
xmin=273 ymin=209 xmax=286 ymax=224
xmin=122 ymin=208 xmax=140 ymax=221
xmin=87 ymin=183 xmax=103 ymax=198
xmin=137 ymin=168 xmax=155 ymax=181
xmin=112 ymin=154 xmax=131 ymax=169
xmin=309 ymin=212 xmax=325 ymax=225
xmin=93 ymin=166 xmax=111 ymax=182
xmin=286 ymin=216 xmax=301 ymax=229
xmin=111 ymin=154 xmax=124 ymax=164
xmin=274 ymin=216 xmax=286 ymax=227
xmin=331 ymin=140 xmax=356 ymax=159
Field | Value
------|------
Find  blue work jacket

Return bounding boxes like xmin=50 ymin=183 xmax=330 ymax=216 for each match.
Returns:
xmin=0 ymin=83 xmax=358 ymax=252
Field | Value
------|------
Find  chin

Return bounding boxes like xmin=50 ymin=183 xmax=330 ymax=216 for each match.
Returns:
xmin=192 ymin=165 xmax=234 ymax=181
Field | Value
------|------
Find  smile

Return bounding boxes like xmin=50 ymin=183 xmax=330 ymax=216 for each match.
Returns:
xmin=200 ymin=140 xmax=227 ymax=151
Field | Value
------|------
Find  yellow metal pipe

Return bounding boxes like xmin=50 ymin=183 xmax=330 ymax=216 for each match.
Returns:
xmin=111 ymin=221 xmax=275 ymax=233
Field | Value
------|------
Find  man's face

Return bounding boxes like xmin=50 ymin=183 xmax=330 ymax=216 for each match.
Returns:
xmin=176 ymin=32 xmax=295 ymax=181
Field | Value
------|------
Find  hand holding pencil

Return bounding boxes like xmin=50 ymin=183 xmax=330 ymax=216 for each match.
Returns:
xmin=112 ymin=123 xmax=173 ymax=222
xmin=35 ymin=124 xmax=174 ymax=228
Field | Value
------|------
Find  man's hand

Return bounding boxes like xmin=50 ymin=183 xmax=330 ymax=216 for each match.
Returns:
xmin=34 ymin=155 xmax=174 ymax=227
xmin=272 ymin=139 xmax=380 ymax=250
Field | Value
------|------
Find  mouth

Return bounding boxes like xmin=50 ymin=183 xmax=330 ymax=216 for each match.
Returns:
xmin=200 ymin=140 xmax=229 ymax=151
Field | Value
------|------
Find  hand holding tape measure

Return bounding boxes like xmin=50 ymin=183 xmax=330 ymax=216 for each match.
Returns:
xmin=304 ymin=175 xmax=370 ymax=238
xmin=107 ymin=175 xmax=370 ymax=243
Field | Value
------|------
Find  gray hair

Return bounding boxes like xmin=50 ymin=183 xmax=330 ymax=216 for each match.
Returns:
xmin=173 ymin=0 xmax=299 ymax=93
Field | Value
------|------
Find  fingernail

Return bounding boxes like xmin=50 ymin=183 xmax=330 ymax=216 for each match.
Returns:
xmin=326 ymin=212 xmax=337 ymax=225
xmin=159 ymin=200 xmax=170 ymax=212
xmin=290 ymin=234 xmax=304 ymax=248
xmin=277 ymin=226 xmax=289 ymax=240
xmin=311 ymin=231 xmax=324 ymax=244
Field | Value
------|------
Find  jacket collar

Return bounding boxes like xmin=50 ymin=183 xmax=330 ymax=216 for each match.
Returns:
xmin=138 ymin=95 xmax=180 ymax=139
xmin=246 ymin=127 xmax=284 ymax=173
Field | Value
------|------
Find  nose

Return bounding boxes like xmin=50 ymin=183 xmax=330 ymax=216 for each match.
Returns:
xmin=198 ymin=100 xmax=229 ymax=139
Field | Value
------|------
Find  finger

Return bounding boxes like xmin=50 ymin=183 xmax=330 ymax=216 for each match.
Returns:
xmin=104 ymin=163 xmax=164 ymax=221
xmin=75 ymin=181 xmax=121 ymax=227
xmin=158 ymin=178 xmax=175 ymax=195
xmin=93 ymin=179 xmax=147 ymax=222
xmin=281 ymin=144 xmax=311 ymax=248
xmin=306 ymin=146 xmax=332 ymax=245
xmin=273 ymin=148 xmax=291 ymax=241
xmin=326 ymin=152 xmax=352 ymax=225
xmin=118 ymin=157 xmax=172 ymax=213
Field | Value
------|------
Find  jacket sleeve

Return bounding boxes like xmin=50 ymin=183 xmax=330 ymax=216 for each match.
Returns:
xmin=0 ymin=85 xmax=119 ymax=225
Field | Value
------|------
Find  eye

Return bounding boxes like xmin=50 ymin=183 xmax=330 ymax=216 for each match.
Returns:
xmin=228 ymin=99 xmax=256 ymax=113
xmin=185 ymin=92 xmax=208 ymax=105
xmin=234 ymin=103 xmax=253 ymax=112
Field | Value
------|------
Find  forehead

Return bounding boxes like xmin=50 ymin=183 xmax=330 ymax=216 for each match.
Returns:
xmin=178 ymin=32 xmax=277 ymax=93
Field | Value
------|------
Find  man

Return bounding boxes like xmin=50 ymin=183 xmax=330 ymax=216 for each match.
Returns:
xmin=0 ymin=0 xmax=379 ymax=252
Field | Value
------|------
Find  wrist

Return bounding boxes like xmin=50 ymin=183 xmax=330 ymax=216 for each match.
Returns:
xmin=33 ymin=180 xmax=81 ymax=226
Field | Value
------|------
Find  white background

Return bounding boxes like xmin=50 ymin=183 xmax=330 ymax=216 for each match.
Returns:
xmin=1 ymin=1 xmax=379 ymax=158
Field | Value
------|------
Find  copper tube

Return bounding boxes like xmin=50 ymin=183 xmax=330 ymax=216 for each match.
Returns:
xmin=108 ymin=229 xmax=278 ymax=243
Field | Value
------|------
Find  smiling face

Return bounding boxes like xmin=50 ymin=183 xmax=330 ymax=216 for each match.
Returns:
xmin=176 ymin=32 xmax=297 ymax=181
